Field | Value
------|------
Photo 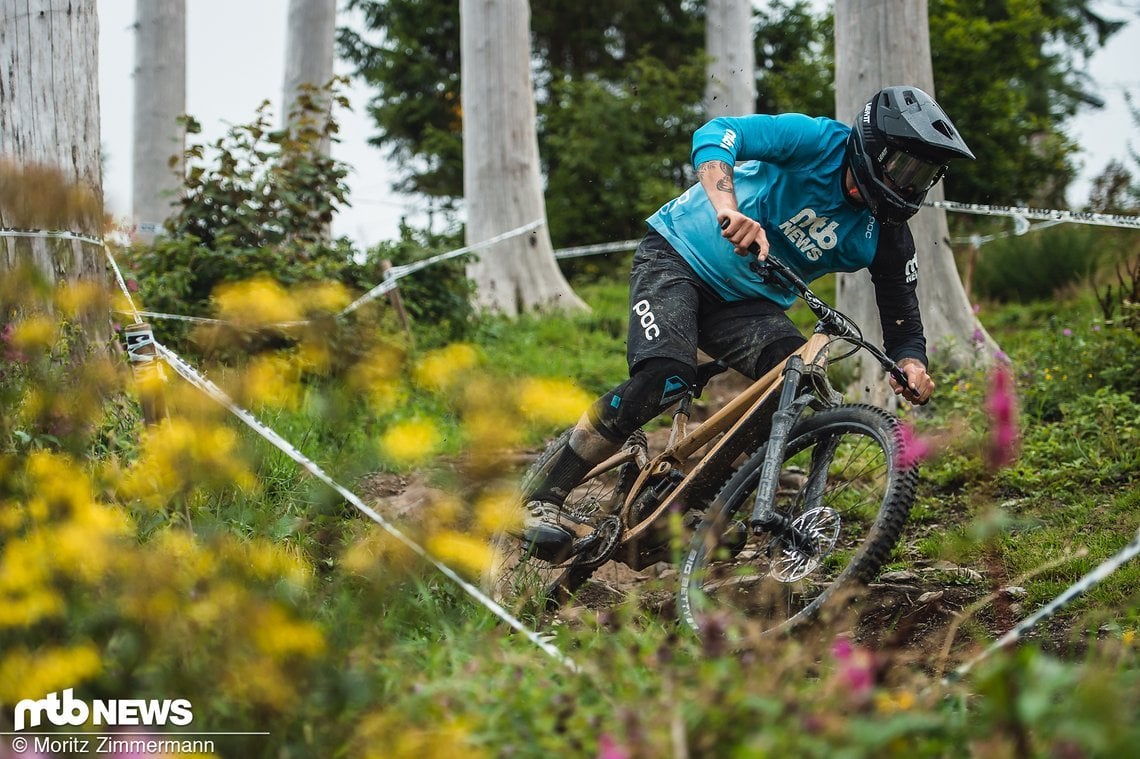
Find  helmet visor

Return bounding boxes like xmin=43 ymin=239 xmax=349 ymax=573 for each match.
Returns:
xmin=881 ymin=150 xmax=946 ymax=195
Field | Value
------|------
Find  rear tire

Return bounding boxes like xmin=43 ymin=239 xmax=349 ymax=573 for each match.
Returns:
xmin=678 ymin=404 xmax=916 ymax=640
xmin=487 ymin=428 xmax=644 ymax=623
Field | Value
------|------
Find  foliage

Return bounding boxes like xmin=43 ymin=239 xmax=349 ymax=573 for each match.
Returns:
xmin=4 ymin=182 xmax=1140 ymax=756
xmin=753 ymin=0 xmax=834 ymax=118
xmin=339 ymin=0 xmax=1121 ymax=244
xmin=929 ymin=0 xmax=1124 ymax=208
xmin=366 ymin=224 xmax=475 ymax=346
xmin=969 ymin=223 xmax=1106 ymax=302
xmin=124 ymin=86 xmax=378 ymax=350
xmin=340 ymin=0 xmax=835 ymax=252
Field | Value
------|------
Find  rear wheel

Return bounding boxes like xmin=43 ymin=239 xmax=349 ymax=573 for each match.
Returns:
xmin=487 ymin=428 xmax=645 ymax=622
xmin=678 ymin=404 xmax=916 ymax=640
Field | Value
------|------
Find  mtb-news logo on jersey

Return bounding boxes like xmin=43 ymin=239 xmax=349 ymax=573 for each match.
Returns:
xmin=12 ymin=689 xmax=193 ymax=732
xmin=778 ymin=208 xmax=838 ymax=261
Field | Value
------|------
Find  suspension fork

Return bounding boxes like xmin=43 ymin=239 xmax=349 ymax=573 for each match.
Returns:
xmin=748 ymin=356 xmax=815 ymax=542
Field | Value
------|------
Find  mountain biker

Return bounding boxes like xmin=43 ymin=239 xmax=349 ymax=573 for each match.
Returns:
xmin=519 ymin=85 xmax=975 ymax=558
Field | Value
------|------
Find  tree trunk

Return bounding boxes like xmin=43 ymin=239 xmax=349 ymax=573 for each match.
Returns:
xmin=132 ymin=0 xmax=185 ymax=237
xmin=282 ymin=0 xmax=335 ymax=152
xmin=460 ymin=0 xmax=586 ymax=316
xmin=834 ymin=0 xmax=998 ymax=405
xmin=705 ymin=0 xmax=756 ymax=117
xmin=0 ymin=0 xmax=105 ymax=320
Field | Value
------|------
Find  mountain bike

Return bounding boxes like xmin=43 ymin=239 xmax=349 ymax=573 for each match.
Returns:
xmin=488 ymin=254 xmax=920 ymax=641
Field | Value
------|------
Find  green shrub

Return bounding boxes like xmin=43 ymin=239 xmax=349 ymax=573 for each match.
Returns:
xmin=124 ymin=85 xmax=380 ymax=351
xmin=971 ymin=224 xmax=1103 ymax=302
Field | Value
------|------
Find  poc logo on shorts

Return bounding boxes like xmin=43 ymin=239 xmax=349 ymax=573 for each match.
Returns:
xmin=633 ymin=299 xmax=660 ymax=341
xmin=778 ymin=208 xmax=839 ymax=262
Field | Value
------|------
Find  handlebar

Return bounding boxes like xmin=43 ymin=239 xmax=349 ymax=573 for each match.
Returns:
xmin=721 ymin=220 xmax=922 ymax=400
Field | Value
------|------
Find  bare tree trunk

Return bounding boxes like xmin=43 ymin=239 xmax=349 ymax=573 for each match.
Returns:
xmin=705 ymin=0 xmax=756 ymax=117
xmin=834 ymin=0 xmax=998 ymax=405
xmin=132 ymin=0 xmax=185 ymax=237
xmin=0 ymin=0 xmax=105 ymax=328
xmin=282 ymin=0 xmax=335 ymax=153
xmin=460 ymin=0 xmax=586 ymax=316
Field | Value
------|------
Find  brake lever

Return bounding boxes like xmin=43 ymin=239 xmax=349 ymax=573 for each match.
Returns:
xmin=888 ymin=363 xmax=926 ymax=405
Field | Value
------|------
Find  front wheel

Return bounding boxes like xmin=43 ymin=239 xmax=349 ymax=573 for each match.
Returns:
xmin=678 ymin=404 xmax=917 ymax=641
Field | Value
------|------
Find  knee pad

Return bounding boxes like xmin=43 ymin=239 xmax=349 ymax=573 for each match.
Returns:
xmin=754 ymin=336 xmax=807 ymax=378
xmin=589 ymin=358 xmax=695 ymax=442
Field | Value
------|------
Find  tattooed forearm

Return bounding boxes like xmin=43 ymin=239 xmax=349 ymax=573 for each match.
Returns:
xmin=698 ymin=160 xmax=735 ymax=193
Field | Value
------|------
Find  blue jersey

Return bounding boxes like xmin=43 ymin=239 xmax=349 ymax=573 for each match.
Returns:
xmin=647 ymin=113 xmax=927 ymax=365
xmin=649 ymin=113 xmax=877 ymax=308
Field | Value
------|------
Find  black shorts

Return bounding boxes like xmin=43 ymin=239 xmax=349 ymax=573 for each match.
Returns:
xmin=626 ymin=229 xmax=805 ymax=379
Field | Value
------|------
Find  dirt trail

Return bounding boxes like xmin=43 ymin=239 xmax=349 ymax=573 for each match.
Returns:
xmin=358 ymin=368 xmax=1049 ymax=665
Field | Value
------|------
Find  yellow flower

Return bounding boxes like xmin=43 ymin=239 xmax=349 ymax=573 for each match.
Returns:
xmin=243 ymin=354 xmax=302 ymax=410
xmin=10 ymin=315 xmax=58 ymax=352
xmin=875 ymin=688 xmax=917 ymax=714
xmin=1123 ymin=629 xmax=1136 ymax=647
xmin=349 ymin=345 xmax=407 ymax=412
xmin=473 ymin=490 xmax=522 ymax=536
xmin=0 ymin=644 xmax=101 ymax=703
xmin=213 ymin=276 xmax=302 ymax=327
xmin=380 ymin=419 xmax=441 ymax=465
xmin=516 ymin=377 xmax=592 ymax=426
xmin=296 ymin=281 xmax=351 ymax=314
xmin=239 ymin=540 xmax=312 ymax=588
xmin=414 ymin=344 xmax=479 ymax=392
xmin=55 ymin=280 xmax=105 ymax=317
xmin=250 ymin=604 xmax=326 ymax=659
xmin=354 ymin=713 xmax=485 ymax=759
xmin=295 ymin=340 xmax=332 ymax=375
xmin=426 ymin=530 xmax=494 ymax=578
xmin=463 ymin=409 xmax=521 ymax=450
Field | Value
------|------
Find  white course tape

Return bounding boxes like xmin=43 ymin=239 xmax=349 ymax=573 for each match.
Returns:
xmin=0 ymin=227 xmax=106 ymax=247
xmin=155 ymin=342 xmax=577 ymax=671
xmin=100 ymin=239 xmax=577 ymax=670
xmin=927 ymin=200 xmax=1140 ymax=229
xmin=339 ymin=218 xmax=545 ymax=316
xmin=554 ymin=239 xmax=640 ymax=259
xmin=948 ymin=526 xmax=1140 ymax=683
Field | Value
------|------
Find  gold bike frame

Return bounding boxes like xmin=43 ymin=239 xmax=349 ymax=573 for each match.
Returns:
xmin=586 ymin=331 xmax=834 ymax=544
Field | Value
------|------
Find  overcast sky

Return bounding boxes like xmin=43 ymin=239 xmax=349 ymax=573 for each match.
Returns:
xmin=96 ymin=0 xmax=1139 ymax=249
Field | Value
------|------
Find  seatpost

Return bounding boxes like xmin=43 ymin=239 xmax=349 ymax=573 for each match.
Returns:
xmin=749 ymin=355 xmax=808 ymax=532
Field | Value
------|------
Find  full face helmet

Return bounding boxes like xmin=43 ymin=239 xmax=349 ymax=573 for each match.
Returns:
xmin=846 ymin=86 xmax=975 ymax=225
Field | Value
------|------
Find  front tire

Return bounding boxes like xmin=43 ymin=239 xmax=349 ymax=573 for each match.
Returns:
xmin=678 ymin=404 xmax=917 ymax=641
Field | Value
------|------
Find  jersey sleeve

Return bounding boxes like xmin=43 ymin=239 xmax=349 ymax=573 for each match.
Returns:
xmin=868 ymin=223 xmax=928 ymax=366
xmin=691 ymin=113 xmax=833 ymax=171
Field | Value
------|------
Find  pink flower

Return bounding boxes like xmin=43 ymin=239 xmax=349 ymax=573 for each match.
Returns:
xmin=985 ymin=363 xmax=1019 ymax=469
xmin=971 ymin=327 xmax=985 ymax=346
xmin=1093 ymin=324 xmax=1102 ymax=332
xmin=597 ymin=733 xmax=630 ymax=759
xmin=895 ymin=422 xmax=933 ymax=470
xmin=832 ymin=636 xmax=876 ymax=701
xmin=1062 ymin=328 xmax=1072 ymax=337
xmin=972 ymin=303 xmax=981 ymax=315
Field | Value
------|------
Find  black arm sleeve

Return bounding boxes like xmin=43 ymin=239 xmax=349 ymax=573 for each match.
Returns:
xmin=868 ymin=223 xmax=928 ymax=366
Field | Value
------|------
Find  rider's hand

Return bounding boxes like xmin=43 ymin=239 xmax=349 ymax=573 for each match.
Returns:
xmin=891 ymin=358 xmax=935 ymax=405
xmin=717 ymin=209 xmax=769 ymax=260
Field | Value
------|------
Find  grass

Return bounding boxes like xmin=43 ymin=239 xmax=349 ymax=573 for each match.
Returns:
xmin=3 ymin=261 xmax=1139 ymax=758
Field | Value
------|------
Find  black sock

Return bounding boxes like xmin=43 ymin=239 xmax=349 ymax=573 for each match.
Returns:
xmin=531 ymin=445 xmax=595 ymax=506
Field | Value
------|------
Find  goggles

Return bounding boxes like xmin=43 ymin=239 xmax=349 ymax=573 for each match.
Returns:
xmin=880 ymin=150 xmax=946 ymax=195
